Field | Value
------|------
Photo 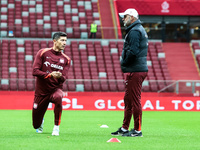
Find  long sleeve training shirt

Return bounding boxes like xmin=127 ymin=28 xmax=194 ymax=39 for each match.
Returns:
xmin=32 ymin=48 xmax=71 ymax=96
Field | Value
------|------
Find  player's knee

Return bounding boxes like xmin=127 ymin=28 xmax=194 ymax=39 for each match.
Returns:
xmin=52 ymin=89 xmax=63 ymax=105
xmin=53 ymin=94 xmax=62 ymax=102
xmin=32 ymin=117 xmax=43 ymax=129
xmin=53 ymin=91 xmax=63 ymax=101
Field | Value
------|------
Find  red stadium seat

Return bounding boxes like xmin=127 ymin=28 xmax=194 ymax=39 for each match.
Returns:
xmin=67 ymin=81 xmax=76 ymax=91
xmin=0 ymin=37 xmax=173 ymax=92
xmin=108 ymin=81 xmax=118 ymax=91
xmin=18 ymin=80 xmax=26 ymax=90
xmin=10 ymin=80 xmax=18 ymax=91
xmin=26 ymin=80 xmax=34 ymax=91
xmin=100 ymin=81 xmax=109 ymax=91
xmin=92 ymin=81 xmax=101 ymax=91
xmin=84 ymin=81 xmax=93 ymax=91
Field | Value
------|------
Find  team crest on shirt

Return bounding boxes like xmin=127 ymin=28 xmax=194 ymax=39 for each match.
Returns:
xmin=33 ymin=103 xmax=38 ymax=109
xmin=60 ymin=58 xmax=64 ymax=63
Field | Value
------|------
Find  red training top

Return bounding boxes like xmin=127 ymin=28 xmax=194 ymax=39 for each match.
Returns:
xmin=32 ymin=48 xmax=71 ymax=96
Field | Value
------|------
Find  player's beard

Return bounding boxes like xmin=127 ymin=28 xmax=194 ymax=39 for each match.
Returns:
xmin=124 ymin=17 xmax=131 ymax=27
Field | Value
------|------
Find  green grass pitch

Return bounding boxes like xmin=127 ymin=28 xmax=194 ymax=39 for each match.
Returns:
xmin=0 ymin=110 xmax=199 ymax=150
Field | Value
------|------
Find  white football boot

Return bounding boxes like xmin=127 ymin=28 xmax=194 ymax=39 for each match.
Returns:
xmin=52 ymin=125 xmax=59 ymax=136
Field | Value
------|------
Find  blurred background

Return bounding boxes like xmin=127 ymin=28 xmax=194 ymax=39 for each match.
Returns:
xmin=0 ymin=0 xmax=200 ymax=95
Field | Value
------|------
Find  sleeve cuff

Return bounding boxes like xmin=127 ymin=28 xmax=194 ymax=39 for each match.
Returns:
xmin=44 ymin=73 xmax=52 ymax=79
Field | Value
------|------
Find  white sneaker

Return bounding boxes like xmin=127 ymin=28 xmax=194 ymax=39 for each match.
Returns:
xmin=52 ymin=126 xmax=59 ymax=136
xmin=36 ymin=119 xmax=44 ymax=133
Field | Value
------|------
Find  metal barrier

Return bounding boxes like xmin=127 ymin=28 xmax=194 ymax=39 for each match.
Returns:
xmin=158 ymin=80 xmax=200 ymax=94
xmin=1 ymin=78 xmax=199 ymax=94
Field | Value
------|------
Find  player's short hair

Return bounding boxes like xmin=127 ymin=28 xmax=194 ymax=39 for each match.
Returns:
xmin=52 ymin=32 xmax=67 ymax=41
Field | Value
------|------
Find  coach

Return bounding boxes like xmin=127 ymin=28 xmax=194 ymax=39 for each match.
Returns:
xmin=111 ymin=8 xmax=148 ymax=137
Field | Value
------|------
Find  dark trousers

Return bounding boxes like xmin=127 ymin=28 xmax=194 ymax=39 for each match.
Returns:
xmin=32 ymin=89 xmax=63 ymax=129
xmin=122 ymin=72 xmax=147 ymax=131
xmin=90 ymin=32 xmax=96 ymax=38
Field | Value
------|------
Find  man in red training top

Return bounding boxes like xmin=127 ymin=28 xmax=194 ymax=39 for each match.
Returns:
xmin=32 ymin=32 xmax=71 ymax=136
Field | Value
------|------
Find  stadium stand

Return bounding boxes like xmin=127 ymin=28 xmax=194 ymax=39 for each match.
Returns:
xmin=0 ymin=0 xmax=101 ymax=38
xmin=0 ymin=38 xmax=173 ymax=92
xmin=0 ymin=0 xmax=176 ymax=92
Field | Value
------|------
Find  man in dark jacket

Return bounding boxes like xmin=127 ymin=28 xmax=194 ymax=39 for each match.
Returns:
xmin=111 ymin=8 xmax=148 ymax=137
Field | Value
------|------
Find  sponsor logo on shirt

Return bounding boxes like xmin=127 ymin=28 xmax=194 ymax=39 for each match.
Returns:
xmin=44 ymin=61 xmax=63 ymax=70
xmin=44 ymin=61 xmax=50 ymax=67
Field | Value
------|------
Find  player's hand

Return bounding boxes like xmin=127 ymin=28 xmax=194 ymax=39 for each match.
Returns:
xmin=51 ymin=71 xmax=62 ymax=78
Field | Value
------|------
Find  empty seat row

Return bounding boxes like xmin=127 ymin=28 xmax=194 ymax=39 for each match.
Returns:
xmin=0 ymin=0 xmax=101 ymax=38
xmin=0 ymin=39 xmax=173 ymax=92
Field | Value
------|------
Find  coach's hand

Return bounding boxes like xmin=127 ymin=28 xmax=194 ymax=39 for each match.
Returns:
xmin=51 ymin=71 xmax=62 ymax=78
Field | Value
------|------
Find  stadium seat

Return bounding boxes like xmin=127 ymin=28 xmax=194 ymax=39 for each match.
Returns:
xmin=0 ymin=38 xmax=173 ymax=92
xmin=67 ymin=81 xmax=76 ymax=91
xmin=108 ymin=81 xmax=118 ymax=91
xmin=0 ymin=0 xmax=102 ymax=38
xmin=100 ymin=80 xmax=109 ymax=91
xmin=83 ymin=81 xmax=93 ymax=91
xmin=18 ymin=80 xmax=26 ymax=91
xmin=9 ymin=80 xmax=18 ymax=91
xmin=26 ymin=80 xmax=34 ymax=91
xmin=92 ymin=81 xmax=101 ymax=91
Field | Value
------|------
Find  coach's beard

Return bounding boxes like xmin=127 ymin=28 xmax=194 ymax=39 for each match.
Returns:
xmin=124 ymin=18 xmax=131 ymax=27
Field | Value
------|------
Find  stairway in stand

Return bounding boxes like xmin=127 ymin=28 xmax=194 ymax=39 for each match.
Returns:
xmin=98 ymin=0 xmax=115 ymax=39
xmin=162 ymin=43 xmax=200 ymax=80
